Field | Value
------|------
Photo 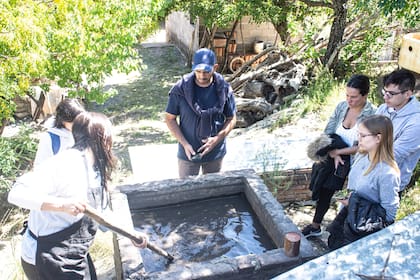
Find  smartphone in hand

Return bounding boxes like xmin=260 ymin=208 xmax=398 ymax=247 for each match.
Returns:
xmin=334 ymin=162 xmax=350 ymax=179
xmin=191 ymin=153 xmax=202 ymax=162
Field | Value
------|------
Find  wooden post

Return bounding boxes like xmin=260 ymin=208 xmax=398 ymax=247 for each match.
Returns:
xmin=284 ymin=232 xmax=301 ymax=257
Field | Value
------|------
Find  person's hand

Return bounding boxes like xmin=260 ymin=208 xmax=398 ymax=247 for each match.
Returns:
xmin=328 ymin=149 xmax=338 ymax=158
xmin=131 ymin=232 xmax=148 ymax=249
xmin=183 ymin=143 xmax=196 ymax=160
xmin=329 ymin=151 xmax=344 ymax=168
xmin=198 ymin=136 xmax=220 ymax=156
xmin=338 ymin=198 xmax=349 ymax=207
xmin=61 ymin=202 xmax=85 ymax=216
xmin=338 ymin=192 xmax=352 ymax=207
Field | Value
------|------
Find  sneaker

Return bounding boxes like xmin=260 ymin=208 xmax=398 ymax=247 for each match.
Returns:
xmin=301 ymin=224 xmax=322 ymax=237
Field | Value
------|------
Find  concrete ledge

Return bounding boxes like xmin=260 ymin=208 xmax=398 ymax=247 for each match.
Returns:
xmin=272 ymin=211 xmax=420 ymax=279
xmin=112 ymin=170 xmax=318 ymax=279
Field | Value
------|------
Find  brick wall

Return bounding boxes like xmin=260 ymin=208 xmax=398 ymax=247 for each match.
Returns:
xmin=260 ymin=168 xmax=313 ymax=203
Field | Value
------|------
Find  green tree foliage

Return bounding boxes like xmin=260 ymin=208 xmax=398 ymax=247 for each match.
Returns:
xmin=0 ymin=0 xmax=160 ymax=127
xmin=159 ymin=0 xmax=417 ymax=74
xmin=377 ymin=0 xmax=419 ymax=27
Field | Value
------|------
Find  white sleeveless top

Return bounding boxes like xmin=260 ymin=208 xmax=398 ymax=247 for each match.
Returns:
xmin=336 ymin=123 xmax=358 ymax=147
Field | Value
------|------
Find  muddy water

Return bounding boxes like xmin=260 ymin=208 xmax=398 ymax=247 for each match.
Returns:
xmin=132 ymin=193 xmax=276 ymax=273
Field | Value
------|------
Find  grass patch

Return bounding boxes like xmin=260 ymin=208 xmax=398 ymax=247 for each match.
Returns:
xmin=90 ymin=46 xmax=190 ymax=122
xmin=397 ymin=184 xmax=420 ymax=220
xmin=397 ymin=161 xmax=420 ymax=220
xmin=302 ymin=67 xmax=342 ymax=115
xmin=88 ymin=45 xmax=188 ymax=184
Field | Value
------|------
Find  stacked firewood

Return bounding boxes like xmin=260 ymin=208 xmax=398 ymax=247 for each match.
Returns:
xmin=226 ymin=47 xmax=306 ymax=128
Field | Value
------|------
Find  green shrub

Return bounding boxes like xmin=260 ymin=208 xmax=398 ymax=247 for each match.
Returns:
xmin=0 ymin=126 xmax=37 ymax=192
xmin=302 ymin=67 xmax=343 ymax=114
xmin=397 ymin=182 xmax=420 ymax=220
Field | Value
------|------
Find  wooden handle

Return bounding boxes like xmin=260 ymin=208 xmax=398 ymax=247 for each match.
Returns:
xmin=84 ymin=205 xmax=174 ymax=261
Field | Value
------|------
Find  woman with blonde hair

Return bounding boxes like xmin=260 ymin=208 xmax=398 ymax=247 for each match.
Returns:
xmin=327 ymin=115 xmax=400 ymax=250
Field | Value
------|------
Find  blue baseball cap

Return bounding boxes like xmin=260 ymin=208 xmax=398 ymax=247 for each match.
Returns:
xmin=192 ymin=48 xmax=216 ymax=72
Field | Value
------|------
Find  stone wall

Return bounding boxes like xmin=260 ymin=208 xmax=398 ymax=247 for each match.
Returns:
xmin=261 ymin=168 xmax=313 ymax=203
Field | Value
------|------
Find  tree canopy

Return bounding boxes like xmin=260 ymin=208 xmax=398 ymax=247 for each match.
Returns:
xmin=0 ymin=0 xmax=161 ymax=126
xmin=0 ymin=0 xmax=418 ymax=131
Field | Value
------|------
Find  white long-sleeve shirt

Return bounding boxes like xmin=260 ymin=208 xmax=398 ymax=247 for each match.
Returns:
xmin=8 ymin=149 xmax=102 ymax=265
xmin=33 ymin=125 xmax=75 ymax=168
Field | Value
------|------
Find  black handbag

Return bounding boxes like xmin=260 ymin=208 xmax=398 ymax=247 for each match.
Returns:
xmin=344 ymin=192 xmax=387 ymax=242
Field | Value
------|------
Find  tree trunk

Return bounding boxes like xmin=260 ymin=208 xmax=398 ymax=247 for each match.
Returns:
xmin=272 ymin=0 xmax=290 ymax=45
xmin=323 ymin=0 xmax=348 ymax=71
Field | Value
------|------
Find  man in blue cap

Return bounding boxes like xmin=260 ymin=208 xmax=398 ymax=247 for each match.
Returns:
xmin=165 ymin=48 xmax=237 ymax=178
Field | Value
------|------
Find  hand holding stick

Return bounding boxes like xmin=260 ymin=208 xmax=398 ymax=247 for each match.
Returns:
xmin=84 ymin=205 xmax=174 ymax=261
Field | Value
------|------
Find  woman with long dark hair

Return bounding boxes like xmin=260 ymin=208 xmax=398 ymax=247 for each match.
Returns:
xmin=302 ymin=74 xmax=376 ymax=237
xmin=8 ymin=112 xmax=147 ymax=279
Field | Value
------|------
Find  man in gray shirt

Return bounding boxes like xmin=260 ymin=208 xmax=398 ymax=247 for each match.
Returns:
xmin=376 ymin=69 xmax=420 ymax=193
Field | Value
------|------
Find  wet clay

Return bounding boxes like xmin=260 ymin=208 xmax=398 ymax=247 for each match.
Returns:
xmin=132 ymin=193 xmax=276 ymax=273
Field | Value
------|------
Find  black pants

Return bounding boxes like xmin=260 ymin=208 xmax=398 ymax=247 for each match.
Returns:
xmin=326 ymin=206 xmax=350 ymax=250
xmin=313 ymin=187 xmax=336 ymax=224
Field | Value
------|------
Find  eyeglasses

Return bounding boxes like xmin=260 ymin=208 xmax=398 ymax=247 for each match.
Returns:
xmin=358 ymin=133 xmax=377 ymax=138
xmin=381 ymin=88 xmax=408 ymax=98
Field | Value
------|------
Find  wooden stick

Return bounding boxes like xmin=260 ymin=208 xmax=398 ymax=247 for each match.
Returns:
xmin=84 ymin=205 xmax=174 ymax=261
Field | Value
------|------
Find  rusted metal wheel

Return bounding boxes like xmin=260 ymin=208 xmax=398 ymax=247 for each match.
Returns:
xmin=229 ymin=56 xmax=245 ymax=73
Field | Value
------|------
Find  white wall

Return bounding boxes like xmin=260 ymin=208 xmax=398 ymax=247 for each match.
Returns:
xmin=166 ymin=13 xmax=279 ymax=58
xmin=166 ymin=12 xmax=198 ymax=61
xmin=231 ymin=16 xmax=279 ymax=51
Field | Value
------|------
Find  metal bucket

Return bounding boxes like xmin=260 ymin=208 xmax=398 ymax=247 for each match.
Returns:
xmin=254 ymin=40 xmax=265 ymax=54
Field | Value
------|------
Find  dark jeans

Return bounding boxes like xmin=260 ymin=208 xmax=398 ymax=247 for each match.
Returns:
xmin=178 ymin=158 xmax=223 ymax=178
xmin=313 ymin=187 xmax=336 ymax=224
xmin=326 ymin=206 xmax=350 ymax=250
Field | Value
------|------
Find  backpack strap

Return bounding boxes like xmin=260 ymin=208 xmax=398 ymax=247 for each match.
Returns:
xmin=48 ymin=132 xmax=61 ymax=155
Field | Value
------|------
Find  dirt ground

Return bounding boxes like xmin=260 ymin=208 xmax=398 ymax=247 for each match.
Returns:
xmin=0 ymin=32 xmax=336 ymax=279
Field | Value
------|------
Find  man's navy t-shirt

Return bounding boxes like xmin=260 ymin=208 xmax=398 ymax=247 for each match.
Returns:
xmin=166 ymin=75 xmax=235 ymax=162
